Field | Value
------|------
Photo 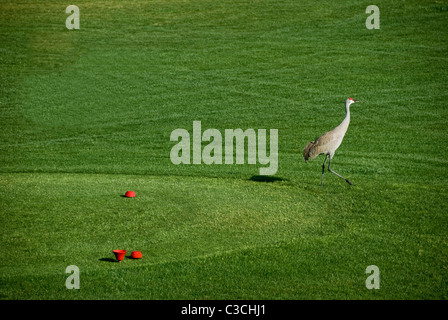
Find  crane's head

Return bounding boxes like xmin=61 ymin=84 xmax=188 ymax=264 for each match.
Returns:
xmin=346 ymin=97 xmax=360 ymax=106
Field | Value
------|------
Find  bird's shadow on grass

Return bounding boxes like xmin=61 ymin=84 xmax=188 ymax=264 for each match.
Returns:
xmin=249 ymin=175 xmax=287 ymax=183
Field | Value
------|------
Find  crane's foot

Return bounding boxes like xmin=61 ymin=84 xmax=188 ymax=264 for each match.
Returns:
xmin=328 ymin=168 xmax=354 ymax=186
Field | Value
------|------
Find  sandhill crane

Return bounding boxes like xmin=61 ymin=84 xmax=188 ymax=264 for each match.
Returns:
xmin=303 ymin=97 xmax=360 ymax=186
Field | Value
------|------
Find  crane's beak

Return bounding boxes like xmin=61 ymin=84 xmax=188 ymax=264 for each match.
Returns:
xmin=354 ymin=100 xmax=360 ymax=102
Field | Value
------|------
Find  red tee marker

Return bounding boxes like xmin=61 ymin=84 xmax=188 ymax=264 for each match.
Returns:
xmin=125 ymin=191 xmax=136 ymax=198
xmin=131 ymin=251 xmax=142 ymax=259
xmin=113 ymin=250 xmax=127 ymax=262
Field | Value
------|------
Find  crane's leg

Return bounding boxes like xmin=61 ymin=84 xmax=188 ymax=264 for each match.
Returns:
xmin=328 ymin=157 xmax=353 ymax=185
xmin=321 ymin=154 xmax=328 ymax=186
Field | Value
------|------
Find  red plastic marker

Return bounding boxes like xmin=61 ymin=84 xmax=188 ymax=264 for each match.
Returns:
xmin=125 ymin=191 xmax=136 ymax=198
xmin=131 ymin=251 xmax=142 ymax=259
xmin=113 ymin=249 xmax=127 ymax=262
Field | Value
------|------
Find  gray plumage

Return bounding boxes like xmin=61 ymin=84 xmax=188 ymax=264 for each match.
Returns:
xmin=303 ymin=97 xmax=360 ymax=185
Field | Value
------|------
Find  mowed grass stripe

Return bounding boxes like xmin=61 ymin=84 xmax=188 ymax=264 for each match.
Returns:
xmin=0 ymin=173 xmax=321 ymax=270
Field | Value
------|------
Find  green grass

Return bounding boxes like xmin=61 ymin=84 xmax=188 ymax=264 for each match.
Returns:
xmin=1 ymin=0 xmax=447 ymax=299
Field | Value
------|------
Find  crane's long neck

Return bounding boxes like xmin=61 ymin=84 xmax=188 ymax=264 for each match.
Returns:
xmin=336 ymin=102 xmax=351 ymax=133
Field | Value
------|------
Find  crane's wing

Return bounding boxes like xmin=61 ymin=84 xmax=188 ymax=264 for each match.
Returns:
xmin=303 ymin=130 xmax=338 ymax=162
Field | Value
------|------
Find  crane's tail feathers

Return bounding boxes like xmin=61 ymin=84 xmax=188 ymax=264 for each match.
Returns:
xmin=303 ymin=141 xmax=316 ymax=163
